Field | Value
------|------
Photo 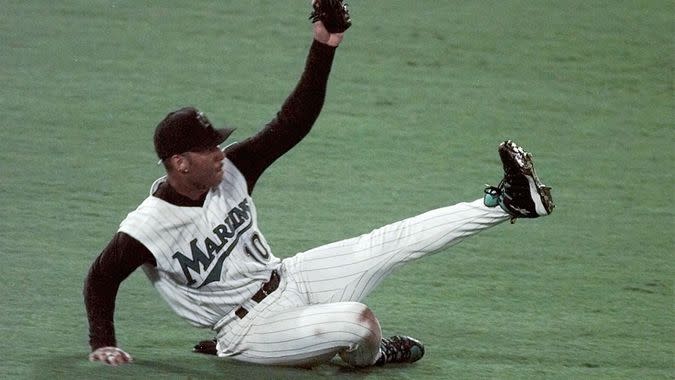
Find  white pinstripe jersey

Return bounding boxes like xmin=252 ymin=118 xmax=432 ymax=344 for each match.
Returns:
xmin=118 ymin=158 xmax=280 ymax=328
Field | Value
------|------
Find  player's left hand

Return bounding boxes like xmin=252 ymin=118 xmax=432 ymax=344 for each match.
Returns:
xmin=193 ymin=339 xmax=218 ymax=355
xmin=88 ymin=346 xmax=133 ymax=366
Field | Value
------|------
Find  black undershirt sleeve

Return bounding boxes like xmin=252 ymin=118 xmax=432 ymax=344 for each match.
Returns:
xmin=83 ymin=233 xmax=155 ymax=350
xmin=226 ymin=40 xmax=337 ymax=193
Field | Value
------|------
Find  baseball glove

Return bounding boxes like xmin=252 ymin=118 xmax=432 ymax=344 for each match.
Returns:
xmin=309 ymin=0 xmax=352 ymax=33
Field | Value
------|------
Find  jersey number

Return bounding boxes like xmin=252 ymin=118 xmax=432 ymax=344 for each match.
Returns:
xmin=244 ymin=232 xmax=270 ymax=263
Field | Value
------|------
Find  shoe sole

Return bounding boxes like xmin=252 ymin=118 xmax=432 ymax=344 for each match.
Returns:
xmin=499 ymin=140 xmax=555 ymax=216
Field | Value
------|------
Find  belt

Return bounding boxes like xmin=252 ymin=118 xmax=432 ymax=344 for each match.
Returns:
xmin=235 ymin=270 xmax=280 ymax=319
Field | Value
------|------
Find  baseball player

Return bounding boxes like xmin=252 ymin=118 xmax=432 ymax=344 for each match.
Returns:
xmin=84 ymin=2 xmax=554 ymax=369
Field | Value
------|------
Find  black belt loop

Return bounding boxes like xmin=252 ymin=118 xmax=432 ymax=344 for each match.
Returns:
xmin=235 ymin=270 xmax=280 ymax=319
xmin=234 ymin=307 xmax=248 ymax=319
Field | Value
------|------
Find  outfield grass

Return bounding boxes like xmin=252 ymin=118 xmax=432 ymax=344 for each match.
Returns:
xmin=1 ymin=1 xmax=672 ymax=379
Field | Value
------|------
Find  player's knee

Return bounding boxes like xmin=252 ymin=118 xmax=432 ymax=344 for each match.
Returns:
xmin=344 ymin=302 xmax=382 ymax=343
xmin=338 ymin=303 xmax=382 ymax=366
xmin=359 ymin=306 xmax=381 ymax=336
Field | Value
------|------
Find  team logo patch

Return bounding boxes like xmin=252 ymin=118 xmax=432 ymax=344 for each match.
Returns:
xmin=172 ymin=199 xmax=268 ymax=287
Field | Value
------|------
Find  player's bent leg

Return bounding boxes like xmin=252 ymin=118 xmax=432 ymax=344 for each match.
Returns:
xmin=223 ymin=302 xmax=382 ymax=367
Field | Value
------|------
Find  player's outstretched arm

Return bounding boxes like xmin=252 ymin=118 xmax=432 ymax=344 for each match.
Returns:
xmin=226 ymin=1 xmax=350 ymax=193
xmin=89 ymin=346 xmax=133 ymax=366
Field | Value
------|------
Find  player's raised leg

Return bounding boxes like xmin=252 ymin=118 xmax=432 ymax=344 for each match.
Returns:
xmin=285 ymin=199 xmax=508 ymax=304
xmin=284 ymin=140 xmax=553 ymax=305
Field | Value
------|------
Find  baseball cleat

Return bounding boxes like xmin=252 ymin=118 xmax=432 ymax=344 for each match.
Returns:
xmin=483 ymin=140 xmax=554 ymax=220
xmin=375 ymin=335 xmax=425 ymax=365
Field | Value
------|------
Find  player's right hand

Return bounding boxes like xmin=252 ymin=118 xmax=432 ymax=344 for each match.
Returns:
xmin=88 ymin=346 xmax=133 ymax=366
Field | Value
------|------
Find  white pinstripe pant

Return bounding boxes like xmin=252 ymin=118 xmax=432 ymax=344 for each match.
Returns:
xmin=216 ymin=199 xmax=509 ymax=366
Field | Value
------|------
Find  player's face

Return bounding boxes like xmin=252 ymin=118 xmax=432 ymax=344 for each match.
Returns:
xmin=183 ymin=146 xmax=225 ymax=191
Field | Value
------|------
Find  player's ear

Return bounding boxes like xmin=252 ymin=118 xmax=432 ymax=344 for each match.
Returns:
xmin=168 ymin=154 xmax=189 ymax=174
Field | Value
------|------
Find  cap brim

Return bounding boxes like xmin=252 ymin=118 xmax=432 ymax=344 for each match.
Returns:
xmin=215 ymin=127 xmax=236 ymax=145
xmin=190 ymin=126 xmax=236 ymax=152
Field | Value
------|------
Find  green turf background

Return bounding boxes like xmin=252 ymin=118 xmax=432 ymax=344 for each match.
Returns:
xmin=1 ymin=1 xmax=672 ymax=379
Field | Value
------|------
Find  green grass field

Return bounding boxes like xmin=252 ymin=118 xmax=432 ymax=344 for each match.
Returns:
xmin=1 ymin=1 xmax=672 ymax=379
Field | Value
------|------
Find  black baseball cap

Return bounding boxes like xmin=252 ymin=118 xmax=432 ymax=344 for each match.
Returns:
xmin=154 ymin=106 xmax=235 ymax=161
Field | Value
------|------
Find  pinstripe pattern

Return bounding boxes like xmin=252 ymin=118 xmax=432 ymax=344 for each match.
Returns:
xmin=215 ymin=199 xmax=509 ymax=366
xmin=119 ymin=158 xmax=281 ymax=328
xmin=216 ymin=267 xmax=382 ymax=367
xmin=286 ymin=199 xmax=509 ymax=304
